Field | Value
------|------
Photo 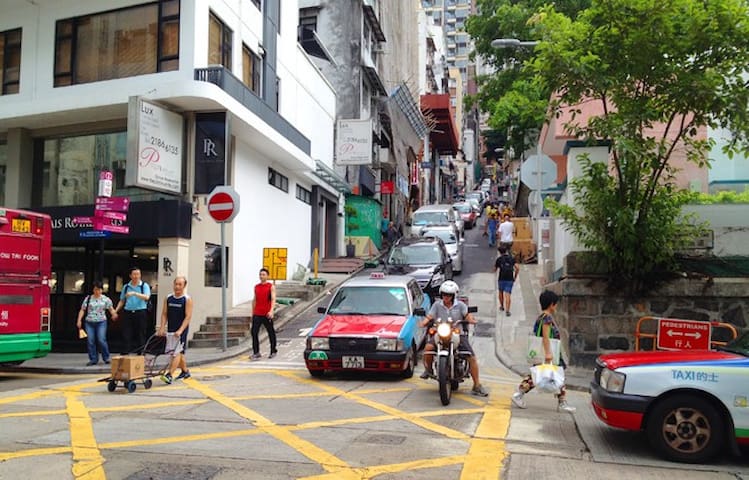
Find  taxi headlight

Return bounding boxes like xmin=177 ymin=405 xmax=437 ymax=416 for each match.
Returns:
xmin=376 ymin=338 xmax=403 ymax=351
xmin=600 ymin=368 xmax=626 ymax=393
xmin=437 ymin=323 xmax=452 ymax=338
xmin=308 ymin=337 xmax=330 ymax=350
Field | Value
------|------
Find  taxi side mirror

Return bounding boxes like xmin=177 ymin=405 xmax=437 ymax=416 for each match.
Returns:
xmin=413 ymin=307 xmax=426 ymax=316
xmin=317 ymin=306 xmax=326 ymax=314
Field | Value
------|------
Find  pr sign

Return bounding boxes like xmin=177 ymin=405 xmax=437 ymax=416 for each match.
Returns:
xmin=126 ymin=96 xmax=184 ymax=194
xmin=657 ymin=318 xmax=712 ymax=351
xmin=194 ymin=112 xmax=227 ymax=194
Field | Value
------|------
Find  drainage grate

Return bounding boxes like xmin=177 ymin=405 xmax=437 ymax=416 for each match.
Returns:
xmin=473 ymin=323 xmax=495 ymax=337
xmin=469 ymin=288 xmax=495 ymax=294
xmin=196 ymin=375 xmax=230 ymax=382
xmin=125 ymin=464 xmax=221 ymax=480
xmin=356 ymin=434 xmax=407 ymax=445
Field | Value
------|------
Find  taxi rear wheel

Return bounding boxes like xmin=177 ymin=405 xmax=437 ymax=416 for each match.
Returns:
xmin=646 ymin=394 xmax=724 ymax=463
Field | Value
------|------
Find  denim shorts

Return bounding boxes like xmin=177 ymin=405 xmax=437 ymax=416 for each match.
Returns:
xmin=498 ymin=280 xmax=514 ymax=293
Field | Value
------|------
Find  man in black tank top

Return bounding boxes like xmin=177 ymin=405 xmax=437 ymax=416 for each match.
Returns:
xmin=158 ymin=276 xmax=193 ymax=384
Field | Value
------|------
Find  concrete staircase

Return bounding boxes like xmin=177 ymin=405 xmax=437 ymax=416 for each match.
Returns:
xmin=187 ymin=282 xmax=327 ymax=349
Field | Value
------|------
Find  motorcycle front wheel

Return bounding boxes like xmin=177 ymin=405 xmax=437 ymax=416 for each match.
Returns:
xmin=438 ymin=356 xmax=451 ymax=405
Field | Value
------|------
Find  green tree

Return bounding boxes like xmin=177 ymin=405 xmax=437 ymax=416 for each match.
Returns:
xmin=529 ymin=0 xmax=749 ymax=291
xmin=466 ymin=0 xmax=590 ymax=157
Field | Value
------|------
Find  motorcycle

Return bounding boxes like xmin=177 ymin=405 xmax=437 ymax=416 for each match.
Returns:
xmin=425 ymin=304 xmax=478 ymax=405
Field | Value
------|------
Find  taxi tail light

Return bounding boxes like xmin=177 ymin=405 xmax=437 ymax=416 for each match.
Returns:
xmin=40 ymin=307 xmax=51 ymax=332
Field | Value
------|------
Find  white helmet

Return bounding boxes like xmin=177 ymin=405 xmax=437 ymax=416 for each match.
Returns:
xmin=439 ymin=280 xmax=459 ymax=296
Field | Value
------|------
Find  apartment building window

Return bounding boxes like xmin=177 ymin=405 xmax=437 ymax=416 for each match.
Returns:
xmin=296 ymin=185 xmax=311 ymax=205
xmin=0 ymin=28 xmax=22 ymax=94
xmin=268 ymin=167 xmax=288 ymax=192
xmin=54 ymin=1 xmax=180 ymax=87
xmin=242 ymin=44 xmax=261 ymax=95
xmin=0 ymin=143 xmax=6 ymax=205
xmin=299 ymin=10 xmax=317 ymax=32
xmin=209 ymin=11 xmax=232 ymax=69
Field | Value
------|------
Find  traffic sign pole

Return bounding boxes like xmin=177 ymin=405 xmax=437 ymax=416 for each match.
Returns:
xmin=207 ymin=186 xmax=240 ymax=351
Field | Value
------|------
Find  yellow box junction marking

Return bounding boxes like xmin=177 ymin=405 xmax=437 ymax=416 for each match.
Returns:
xmin=65 ymin=391 xmax=106 ymax=479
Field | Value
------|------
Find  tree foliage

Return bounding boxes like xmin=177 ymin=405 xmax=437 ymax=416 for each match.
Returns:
xmin=530 ymin=0 xmax=749 ymax=292
xmin=465 ymin=0 xmax=590 ymax=157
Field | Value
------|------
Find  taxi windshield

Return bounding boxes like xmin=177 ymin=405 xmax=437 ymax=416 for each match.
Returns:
xmin=422 ymin=230 xmax=457 ymax=245
xmin=720 ymin=330 xmax=749 ymax=356
xmin=453 ymin=204 xmax=471 ymax=213
xmin=388 ymin=244 xmax=441 ymax=265
xmin=328 ymin=286 xmax=408 ymax=316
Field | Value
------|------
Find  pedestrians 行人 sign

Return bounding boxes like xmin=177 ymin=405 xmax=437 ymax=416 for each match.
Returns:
xmin=656 ymin=318 xmax=711 ymax=351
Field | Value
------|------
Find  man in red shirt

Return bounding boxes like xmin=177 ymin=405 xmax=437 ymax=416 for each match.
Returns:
xmin=251 ymin=268 xmax=277 ymax=360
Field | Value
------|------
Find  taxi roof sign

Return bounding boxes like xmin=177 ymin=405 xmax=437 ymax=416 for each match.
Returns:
xmin=370 ymin=272 xmax=386 ymax=279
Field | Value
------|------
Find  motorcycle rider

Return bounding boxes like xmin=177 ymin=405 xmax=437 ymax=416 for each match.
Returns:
xmin=419 ymin=281 xmax=489 ymax=397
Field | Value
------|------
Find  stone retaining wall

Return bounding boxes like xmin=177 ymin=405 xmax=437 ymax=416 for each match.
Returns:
xmin=546 ymin=275 xmax=749 ymax=368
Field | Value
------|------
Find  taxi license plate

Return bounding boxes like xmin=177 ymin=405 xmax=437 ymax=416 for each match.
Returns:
xmin=342 ymin=356 xmax=364 ymax=368
xmin=11 ymin=218 xmax=31 ymax=233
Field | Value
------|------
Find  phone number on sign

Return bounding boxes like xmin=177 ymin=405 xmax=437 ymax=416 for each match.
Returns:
xmin=144 ymin=135 xmax=180 ymax=155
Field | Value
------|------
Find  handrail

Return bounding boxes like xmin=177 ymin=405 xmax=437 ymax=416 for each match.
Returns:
xmin=634 ymin=316 xmax=738 ymax=351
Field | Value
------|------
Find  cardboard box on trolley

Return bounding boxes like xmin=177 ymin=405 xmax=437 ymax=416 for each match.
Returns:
xmin=110 ymin=355 xmax=144 ymax=381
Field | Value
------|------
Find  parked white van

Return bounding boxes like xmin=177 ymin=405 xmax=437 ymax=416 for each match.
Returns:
xmin=407 ymin=204 xmax=456 ymax=237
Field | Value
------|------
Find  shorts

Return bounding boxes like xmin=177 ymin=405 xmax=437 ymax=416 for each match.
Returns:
xmin=428 ymin=334 xmax=475 ymax=356
xmin=498 ymin=280 xmax=514 ymax=293
xmin=165 ymin=332 xmax=186 ymax=356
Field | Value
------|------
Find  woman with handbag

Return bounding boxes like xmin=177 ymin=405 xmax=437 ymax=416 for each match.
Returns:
xmin=76 ymin=281 xmax=118 ymax=366
xmin=511 ymin=289 xmax=576 ymax=413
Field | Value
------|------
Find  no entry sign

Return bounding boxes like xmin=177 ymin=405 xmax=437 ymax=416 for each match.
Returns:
xmin=657 ymin=318 xmax=711 ymax=351
xmin=207 ymin=186 xmax=240 ymax=223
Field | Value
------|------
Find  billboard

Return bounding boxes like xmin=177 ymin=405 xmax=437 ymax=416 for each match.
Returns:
xmin=126 ymin=97 xmax=184 ymax=194
xmin=336 ymin=118 xmax=373 ymax=165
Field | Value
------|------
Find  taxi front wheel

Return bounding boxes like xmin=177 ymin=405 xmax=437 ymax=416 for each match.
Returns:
xmin=646 ymin=394 xmax=724 ymax=464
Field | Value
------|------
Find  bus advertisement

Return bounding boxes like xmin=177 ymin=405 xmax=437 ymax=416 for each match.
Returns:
xmin=0 ymin=207 xmax=52 ymax=365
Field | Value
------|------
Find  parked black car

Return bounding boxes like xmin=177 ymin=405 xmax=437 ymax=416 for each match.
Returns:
xmin=383 ymin=236 xmax=453 ymax=300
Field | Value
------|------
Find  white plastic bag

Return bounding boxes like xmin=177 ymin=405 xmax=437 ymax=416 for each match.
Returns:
xmin=527 ymin=335 xmax=561 ymax=365
xmin=530 ymin=363 xmax=565 ymax=395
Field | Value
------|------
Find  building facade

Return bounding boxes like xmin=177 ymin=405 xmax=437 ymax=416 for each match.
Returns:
xmin=0 ymin=0 xmax=340 ymax=351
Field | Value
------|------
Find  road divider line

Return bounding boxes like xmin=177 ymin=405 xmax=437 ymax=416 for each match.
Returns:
xmin=99 ymin=428 xmax=262 ymax=450
xmin=185 ymin=378 xmax=351 ymax=473
xmin=0 ymin=408 xmax=66 ymax=418
xmin=460 ymin=438 xmax=507 ymax=480
xmin=0 ymin=445 xmax=71 ymax=462
xmin=0 ymin=389 xmax=60 ymax=405
xmin=65 ymin=391 xmax=106 ymax=479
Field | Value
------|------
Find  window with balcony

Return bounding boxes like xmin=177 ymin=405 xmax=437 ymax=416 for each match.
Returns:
xmin=0 ymin=28 xmax=21 ymax=94
xmin=242 ymin=44 xmax=261 ymax=95
xmin=209 ymin=11 xmax=232 ymax=69
xmin=54 ymin=2 xmax=179 ymax=87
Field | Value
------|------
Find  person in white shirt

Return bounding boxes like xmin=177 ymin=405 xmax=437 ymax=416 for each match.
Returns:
xmin=498 ymin=214 xmax=515 ymax=251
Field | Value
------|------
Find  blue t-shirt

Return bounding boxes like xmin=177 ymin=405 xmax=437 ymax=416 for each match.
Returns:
xmin=120 ymin=281 xmax=150 ymax=311
xmin=532 ymin=313 xmax=560 ymax=340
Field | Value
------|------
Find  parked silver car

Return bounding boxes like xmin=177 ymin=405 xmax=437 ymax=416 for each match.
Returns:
xmin=420 ymin=228 xmax=463 ymax=275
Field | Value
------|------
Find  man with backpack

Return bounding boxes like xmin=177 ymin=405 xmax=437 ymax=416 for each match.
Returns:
xmin=494 ymin=246 xmax=519 ymax=316
xmin=115 ymin=266 xmax=151 ymax=354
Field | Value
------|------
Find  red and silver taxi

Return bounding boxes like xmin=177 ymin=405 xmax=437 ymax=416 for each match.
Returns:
xmin=304 ymin=273 xmax=431 ymax=378
xmin=591 ymin=329 xmax=749 ymax=463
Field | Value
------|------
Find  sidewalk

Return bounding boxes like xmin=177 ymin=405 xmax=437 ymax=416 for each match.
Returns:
xmin=493 ymin=262 xmax=593 ymax=392
xmin=5 ymin=273 xmax=352 ymax=375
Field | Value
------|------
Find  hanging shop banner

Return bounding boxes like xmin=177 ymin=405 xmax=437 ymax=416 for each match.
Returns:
xmin=194 ymin=112 xmax=228 ymax=194
xmin=336 ymin=118 xmax=373 ymax=165
xmin=126 ymin=97 xmax=184 ymax=194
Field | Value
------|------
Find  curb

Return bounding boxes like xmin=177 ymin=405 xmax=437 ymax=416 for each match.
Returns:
xmin=2 ymin=272 xmax=357 ymax=376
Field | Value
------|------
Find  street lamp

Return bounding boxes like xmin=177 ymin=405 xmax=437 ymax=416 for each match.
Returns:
xmin=490 ymin=38 xmax=539 ymax=49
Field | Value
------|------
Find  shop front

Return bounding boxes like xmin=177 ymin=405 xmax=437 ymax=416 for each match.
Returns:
xmin=36 ymin=200 xmax=191 ymax=353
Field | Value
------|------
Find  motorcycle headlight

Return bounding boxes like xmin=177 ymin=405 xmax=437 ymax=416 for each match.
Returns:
xmin=307 ymin=337 xmax=330 ymax=350
xmin=437 ymin=323 xmax=452 ymax=338
xmin=600 ymin=368 xmax=626 ymax=393
xmin=376 ymin=338 xmax=402 ymax=351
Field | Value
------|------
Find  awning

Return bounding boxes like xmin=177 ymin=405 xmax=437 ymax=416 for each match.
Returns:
xmin=298 ymin=26 xmax=336 ymax=65
xmin=420 ymin=93 xmax=459 ymax=155
xmin=363 ymin=3 xmax=386 ymax=42
xmin=313 ymin=160 xmax=351 ymax=194
xmin=362 ymin=65 xmax=387 ymax=96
